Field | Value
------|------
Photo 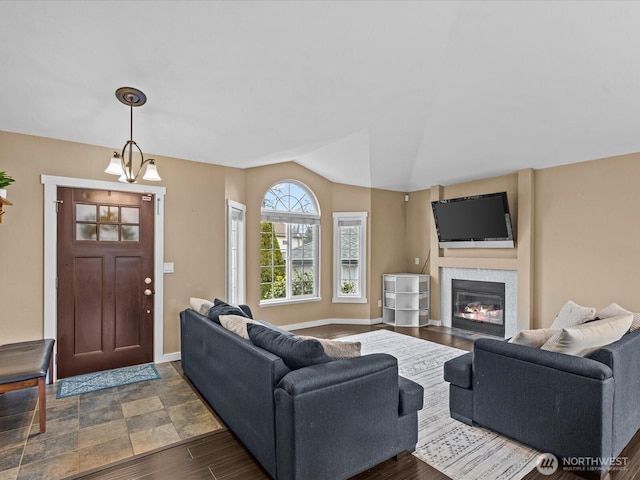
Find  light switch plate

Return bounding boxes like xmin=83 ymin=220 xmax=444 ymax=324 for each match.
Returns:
xmin=163 ymin=262 xmax=174 ymax=274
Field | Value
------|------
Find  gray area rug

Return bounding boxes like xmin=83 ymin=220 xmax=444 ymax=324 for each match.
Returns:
xmin=341 ymin=330 xmax=540 ymax=480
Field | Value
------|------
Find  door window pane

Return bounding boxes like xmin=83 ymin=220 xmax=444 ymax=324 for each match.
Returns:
xmin=121 ymin=225 xmax=139 ymax=241
xmin=100 ymin=205 xmax=119 ymax=222
xmin=76 ymin=223 xmax=97 ymax=241
xmin=75 ymin=201 xmax=141 ymax=243
xmin=76 ymin=204 xmax=97 ymax=222
xmin=100 ymin=224 xmax=119 ymax=241
xmin=121 ymin=207 xmax=139 ymax=224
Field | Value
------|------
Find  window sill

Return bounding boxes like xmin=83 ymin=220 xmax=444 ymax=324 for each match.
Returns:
xmin=260 ymin=296 xmax=322 ymax=308
xmin=332 ymin=297 xmax=368 ymax=304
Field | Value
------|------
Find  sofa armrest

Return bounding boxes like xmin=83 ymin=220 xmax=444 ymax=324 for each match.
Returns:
xmin=398 ymin=376 xmax=423 ymax=415
xmin=590 ymin=329 xmax=640 ymax=457
xmin=274 ymin=354 xmax=403 ymax=480
xmin=473 ymin=338 xmax=615 ymax=463
xmin=276 ymin=353 xmax=396 ymax=394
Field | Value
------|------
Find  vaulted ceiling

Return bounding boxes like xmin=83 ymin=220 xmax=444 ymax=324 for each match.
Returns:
xmin=1 ymin=1 xmax=639 ymax=191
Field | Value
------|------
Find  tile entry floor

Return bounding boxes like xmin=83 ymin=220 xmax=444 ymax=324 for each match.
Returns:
xmin=0 ymin=363 xmax=223 ymax=480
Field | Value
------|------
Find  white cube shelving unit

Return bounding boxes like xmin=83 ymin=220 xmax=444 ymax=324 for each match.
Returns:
xmin=382 ymin=274 xmax=430 ymax=327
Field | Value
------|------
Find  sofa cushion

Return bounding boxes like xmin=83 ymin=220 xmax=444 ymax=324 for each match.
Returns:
xmin=541 ymin=314 xmax=633 ymax=357
xmin=247 ymin=324 xmax=331 ymax=370
xmin=220 ymin=314 xmax=259 ymax=340
xmin=443 ymin=352 xmax=473 ymax=389
xmin=550 ymin=300 xmax=596 ymax=329
xmin=207 ymin=299 xmax=249 ymax=324
xmin=509 ymin=328 xmax=559 ymax=347
xmin=398 ymin=376 xmax=424 ymax=415
xmin=597 ymin=303 xmax=640 ymax=332
xmin=190 ymin=297 xmax=214 ymax=315
xmin=299 ymin=336 xmax=361 ymax=359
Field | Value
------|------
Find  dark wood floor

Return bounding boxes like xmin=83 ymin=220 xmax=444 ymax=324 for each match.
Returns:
xmin=71 ymin=324 xmax=640 ymax=480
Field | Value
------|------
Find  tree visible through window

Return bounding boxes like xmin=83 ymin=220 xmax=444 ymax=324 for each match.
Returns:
xmin=333 ymin=212 xmax=367 ymax=303
xmin=260 ymin=181 xmax=320 ymax=303
xmin=260 ymin=221 xmax=286 ymax=300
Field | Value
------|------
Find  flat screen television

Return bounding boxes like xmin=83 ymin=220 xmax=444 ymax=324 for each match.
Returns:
xmin=431 ymin=192 xmax=515 ymax=248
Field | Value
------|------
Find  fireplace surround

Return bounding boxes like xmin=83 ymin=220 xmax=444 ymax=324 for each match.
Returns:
xmin=440 ymin=267 xmax=518 ymax=338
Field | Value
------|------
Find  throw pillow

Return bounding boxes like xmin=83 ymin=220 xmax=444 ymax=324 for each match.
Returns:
xmin=190 ymin=297 xmax=214 ymax=316
xmin=257 ymin=320 xmax=295 ymax=336
xmin=509 ymin=328 xmax=559 ymax=348
xmin=247 ymin=324 xmax=331 ymax=370
xmin=299 ymin=335 xmax=362 ymax=359
xmin=541 ymin=314 xmax=633 ymax=357
xmin=219 ymin=314 xmax=259 ymax=340
xmin=207 ymin=299 xmax=249 ymax=324
xmin=550 ymin=300 xmax=596 ymax=329
xmin=597 ymin=303 xmax=640 ymax=332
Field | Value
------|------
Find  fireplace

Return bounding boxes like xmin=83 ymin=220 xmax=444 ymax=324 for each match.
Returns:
xmin=451 ymin=279 xmax=505 ymax=337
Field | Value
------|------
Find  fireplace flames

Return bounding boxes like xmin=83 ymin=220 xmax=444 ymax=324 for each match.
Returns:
xmin=460 ymin=302 xmax=503 ymax=323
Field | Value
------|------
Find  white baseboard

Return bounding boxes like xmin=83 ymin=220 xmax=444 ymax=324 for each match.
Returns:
xmin=428 ymin=319 xmax=442 ymax=326
xmin=281 ymin=317 xmax=383 ymax=331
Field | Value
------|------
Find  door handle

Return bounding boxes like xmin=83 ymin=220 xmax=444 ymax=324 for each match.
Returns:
xmin=144 ymin=289 xmax=154 ymax=296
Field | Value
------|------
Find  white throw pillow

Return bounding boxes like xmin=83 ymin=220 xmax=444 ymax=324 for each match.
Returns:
xmin=550 ymin=300 xmax=596 ymax=329
xmin=299 ymin=335 xmax=362 ymax=359
xmin=541 ymin=314 xmax=633 ymax=357
xmin=219 ymin=314 xmax=259 ymax=339
xmin=597 ymin=303 xmax=640 ymax=332
xmin=190 ymin=297 xmax=214 ymax=315
xmin=509 ymin=328 xmax=559 ymax=348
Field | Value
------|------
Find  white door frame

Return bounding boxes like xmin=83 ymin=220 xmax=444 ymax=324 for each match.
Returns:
xmin=41 ymin=175 xmax=169 ymax=381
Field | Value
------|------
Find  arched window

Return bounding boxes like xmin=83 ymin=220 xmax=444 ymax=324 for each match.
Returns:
xmin=260 ymin=181 xmax=320 ymax=303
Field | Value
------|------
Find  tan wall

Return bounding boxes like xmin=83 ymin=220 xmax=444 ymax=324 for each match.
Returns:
xmin=533 ymin=153 xmax=640 ymax=326
xmin=369 ymin=188 xmax=407 ymax=318
xmin=159 ymin=158 xmax=227 ymax=352
xmin=405 ymin=189 xmax=431 ymax=274
xmin=6 ymin=130 xmax=637 ymax=344
xmin=224 ymin=166 xmax=246 ymax=205
xmin=0 ymin=132 xmax=406 ymax=352
xmin=0 ymin=131 xmax=227 ymax=354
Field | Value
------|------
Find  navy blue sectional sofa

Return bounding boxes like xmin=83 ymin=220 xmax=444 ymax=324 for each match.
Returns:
xmin=180 ymin=307 xmax=424 ymax=480
xmin=444 ymin=329 xmax=640 ymax=477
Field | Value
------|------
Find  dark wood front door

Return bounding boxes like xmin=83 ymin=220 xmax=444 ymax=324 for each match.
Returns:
xmin=56 ymin=187 xmax=155 ymax=378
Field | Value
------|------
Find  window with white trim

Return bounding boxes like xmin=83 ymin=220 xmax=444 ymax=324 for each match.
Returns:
xmin=260 ymin=181 xmax=320 ymax=304
xmin=333 ymin=212 xmax=367 ymax=303
xmin=227 ymin=200 xmax=246 ymax=305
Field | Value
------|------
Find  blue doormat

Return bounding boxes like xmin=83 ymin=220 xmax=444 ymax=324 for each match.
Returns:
xmin=57 ymin=363 xmax=160 ymax=398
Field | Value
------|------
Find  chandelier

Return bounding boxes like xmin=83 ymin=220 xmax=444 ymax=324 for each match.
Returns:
xmin=104 ymin=87 xmax=161 ymax=183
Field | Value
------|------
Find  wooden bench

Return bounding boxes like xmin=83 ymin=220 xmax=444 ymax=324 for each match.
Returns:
xmin=0 ymin=339 xmax=55 ymax=433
